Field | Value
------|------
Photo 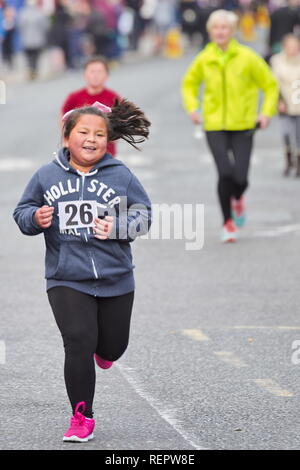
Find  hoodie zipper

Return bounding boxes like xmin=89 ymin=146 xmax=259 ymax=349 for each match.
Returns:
xmin=91 ymin=257 xmax=99 ymax=279
xmin=79 ymin=173 xmax=85 ymax=201
xmin=80 ymin=172 xmax=99 ymax=280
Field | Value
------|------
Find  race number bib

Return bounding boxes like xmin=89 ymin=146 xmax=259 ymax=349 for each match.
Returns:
xmin=58 ymin=200 xmax=98 ymax=230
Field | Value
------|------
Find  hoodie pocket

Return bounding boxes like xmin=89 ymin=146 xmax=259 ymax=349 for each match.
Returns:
xmin=50 ymin=240 xmax=134 ymax=282
xmin=53 ymin=241 xmax=96 ymax=281
xmin=91 ymin=239 xmax=134 ymax=280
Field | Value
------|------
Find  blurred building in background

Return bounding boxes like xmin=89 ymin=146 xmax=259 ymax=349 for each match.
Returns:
xmin=0 ymin=0 xmax=300 ymax=80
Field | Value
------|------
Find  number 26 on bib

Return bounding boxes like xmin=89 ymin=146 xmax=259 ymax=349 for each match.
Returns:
xmin=58 ymin=200 xmax=98 ymax=230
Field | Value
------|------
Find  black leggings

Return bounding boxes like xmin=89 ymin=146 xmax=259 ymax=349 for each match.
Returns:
xmin=206 ymin=130 xmax=254 ymax=224
xmin=47 ymin=287 xmax=134 ymax=418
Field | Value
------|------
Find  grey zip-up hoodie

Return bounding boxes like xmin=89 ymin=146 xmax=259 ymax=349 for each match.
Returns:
xmin=13 ymin=148 xmax=152 ymax=296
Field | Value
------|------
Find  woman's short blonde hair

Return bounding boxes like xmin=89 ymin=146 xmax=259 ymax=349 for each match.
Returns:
xmin=206 ymin=9 xmax=239 ymax=33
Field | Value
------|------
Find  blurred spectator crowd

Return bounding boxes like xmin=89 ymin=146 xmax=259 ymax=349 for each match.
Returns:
xmin=1 ymin=0 xmax=300 ymax=78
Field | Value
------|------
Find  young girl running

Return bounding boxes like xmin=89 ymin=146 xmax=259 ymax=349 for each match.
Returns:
xmin=13 ymin=99 xmax=152 ymax=443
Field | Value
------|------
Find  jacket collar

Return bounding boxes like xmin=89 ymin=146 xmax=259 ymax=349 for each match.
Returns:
xmin=205 ymin=38 xmax=239 ymax=64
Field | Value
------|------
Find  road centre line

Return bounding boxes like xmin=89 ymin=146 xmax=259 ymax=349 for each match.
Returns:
xmin=253 ymin=379 xmax=294 ymax=397
xmin=181 ymin=326 xmax=300 ymax=331
xmin=0 ymin=158 xmax=34 ymax=171
xmin=180 ymin=329 xmax=296 ymax=396
xmin=182 ymin=329 xmax=210 ymax=341
xmin=213 ymin=351 xmax=248 ymax=368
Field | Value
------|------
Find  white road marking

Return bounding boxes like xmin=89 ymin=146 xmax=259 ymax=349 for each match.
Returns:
xmin=231 ymin=326 xmax=300 ymax=330
xmin=253 ymin=224 xmax=300 ymax=238
xmin=254 ymin=379 xmax=294 ymax=397
xmin=195 ymin=150 xmax=285 ymax=167
xmin=0 ymin=158 xmax=34 ymax=171
xmin=116 ymin=364 xmax=208 ymax=450
xmin=119 ymin=154 xmax=153 ymax=167
xmin=182 ymin=329 xmax=210 ymax=341
xmin=132 ymin=169 xmax=156 ymax=180
xmin=213 ymin=351 xmax=247 ymax=368
xmin=252 ymin=151 xmax=284 ymax=167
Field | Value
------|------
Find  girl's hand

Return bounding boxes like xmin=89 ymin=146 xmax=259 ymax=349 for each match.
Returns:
xmin=93 ymin=216 xmax=114 ymax=240
xmin=34 ymin=205 xmax=54 ymax=229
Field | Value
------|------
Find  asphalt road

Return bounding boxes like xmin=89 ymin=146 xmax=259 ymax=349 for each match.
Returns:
xmin=1 ymin=52 xmax=300 ymax=451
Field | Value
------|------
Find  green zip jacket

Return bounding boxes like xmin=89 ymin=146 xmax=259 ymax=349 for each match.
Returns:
xmin=182 ymin=39 xmax=279 ymax=131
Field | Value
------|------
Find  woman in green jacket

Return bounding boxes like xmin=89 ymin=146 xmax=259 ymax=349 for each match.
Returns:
xmin=182 ymin=9 xmax=279 ymax=243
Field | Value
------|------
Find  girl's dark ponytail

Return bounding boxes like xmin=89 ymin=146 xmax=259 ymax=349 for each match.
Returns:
xmin=108 ymin=99 xmax=151 ymax=150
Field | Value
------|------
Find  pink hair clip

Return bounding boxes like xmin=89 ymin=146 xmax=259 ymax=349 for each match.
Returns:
xmin=62 ymin=101 xmax=112 ymax=122
xmin=61 ymin=109 xmax=74 ymax=122
xmin=91 ymin=101 xmax=112 ymax=114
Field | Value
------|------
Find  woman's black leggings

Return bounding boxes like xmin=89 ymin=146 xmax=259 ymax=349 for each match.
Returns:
xmin=47 ymin=287 xmax=134 ymax=418
xmin=206 ymin=130 xmax=254 ymax=224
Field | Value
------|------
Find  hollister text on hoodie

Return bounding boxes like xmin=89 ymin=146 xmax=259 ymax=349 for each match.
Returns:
xmin=13 ymin=149 xmax=152 ymax=297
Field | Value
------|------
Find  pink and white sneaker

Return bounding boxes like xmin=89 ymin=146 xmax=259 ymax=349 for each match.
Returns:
xmin=221 ymin=218 xmax=237 ymax=243
xmin=94 ymin=354 xmax=113 ymax=369
xmin=63 ymin=401 xmax=95 ymax=443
